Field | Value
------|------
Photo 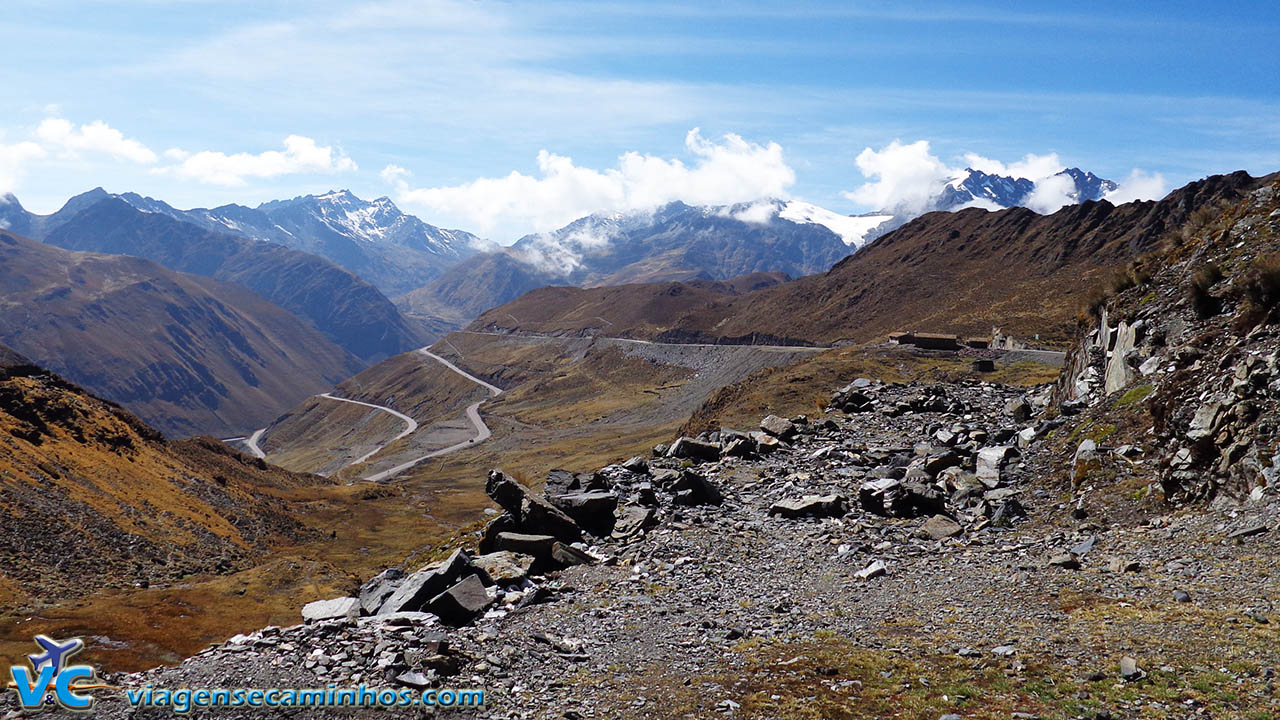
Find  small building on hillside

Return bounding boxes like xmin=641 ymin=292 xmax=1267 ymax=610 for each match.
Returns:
xmin=888 ymin=331 xmax=962 ymax=351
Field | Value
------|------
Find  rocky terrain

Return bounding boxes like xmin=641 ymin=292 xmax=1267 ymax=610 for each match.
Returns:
xmin=43 ymin=366 xmax=1273 ymax=719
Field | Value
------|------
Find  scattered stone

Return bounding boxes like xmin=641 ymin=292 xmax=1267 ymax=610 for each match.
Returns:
xmin=1108 ymin=558 xmax=1141 ymax=573
xmin=1228 ymin=523 xmax=1268 ymax=539
xmin=760 ymin=414 xmax=798 ymax=439
xmin=1120 ymin=656 xmax=1145 ymax=681
xmin=768 ymin=494 xmax=848 ymax=519
xmin=918 ymin=515 xmax=962 ymax=540
xmin=1048 ymin=553 xmax=1081 ymax=570
xmin=1173 ymin=590 xmax=1192 ymax=603
xmin=855 ymin=560 xmax=887 ymax=580
xmin=1005 ymin=397 xmax=1032 ymax=422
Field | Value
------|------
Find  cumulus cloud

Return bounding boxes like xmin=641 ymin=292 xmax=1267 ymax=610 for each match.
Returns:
xmin=0 ymin=140 xmax=46 ymax=195
xmin=36 ymin=118 xmax=157 ymax=164
xmin=1104 ymin=169 xmax=1167 ymax=204
xmin=842 ymin=140 xmax=953 ymax=217
xmin=387 ymin=128 xmax=795 ymax=235
xmin=160 ymin=135 xmax=357 ymax=186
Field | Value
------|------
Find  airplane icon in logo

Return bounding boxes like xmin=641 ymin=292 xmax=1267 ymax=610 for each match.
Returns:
xmin=27 ymin=635 xmax=84 ymax=673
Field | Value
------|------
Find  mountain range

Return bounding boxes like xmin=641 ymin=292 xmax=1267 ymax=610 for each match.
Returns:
xmin=98 ymin=188 xmax=487 ymax=296
xmin=472 ymin=170 xmax=1271 ymax=348
xmin=399 ymin=199 xmax=882 ymax=323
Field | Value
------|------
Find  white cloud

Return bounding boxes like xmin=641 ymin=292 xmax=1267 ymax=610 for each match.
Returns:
xmin=724 ymin=200 xmax=779 ymax=225
xmin=1024 ymin=172 xmax=1078 ymax=213
xmin=160 ymin=135 xmax=358 ymax=186
xmin=962 ymin=151 xmax=1064 ymax=181
xmin=388 ymin=128 xmax=795 ymax=236
xmin=844 ymin=139 xmax=1159 ymax=219
xmin=35 ymin=118 xmax=158 ymax=164
xmin=0 ymin=139 xmax=46 ymax=195
xmin=842 ymin=139 xmax=953 ymax=217
xmin=1104 ymin=169 xmax=1167 ymax=204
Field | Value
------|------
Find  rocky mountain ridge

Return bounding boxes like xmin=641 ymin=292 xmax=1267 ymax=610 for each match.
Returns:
xmin=400 ymin=200 xmax=859 ymax=327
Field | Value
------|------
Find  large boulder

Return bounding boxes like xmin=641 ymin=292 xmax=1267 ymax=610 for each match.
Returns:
xmin=670 ymin=469 xmax=723 ymax=505
xmin=612 ymin=505 xmax=657 ymax=540
xmin=377 ymin=549 xmax=490 ymax=615
xmin=760 ymin=414 xmax=798 ymax=439
xmin=491 ymin=532 xmax=594 ymax=570
xmin=302 ymin=596 xmax=360 ymax=622
xmin=474 ymin=551 xmax=535 ymax=586
xmin=543 ymin=469 xmax=610 ymax=498
xmin=549 ymin=491 xmax=619 ymax=536
xmin=976 ymin=446 xmax=1020 ymax=486
xmin=425 ymin=575 xmax=493 ymax=626
xmin=667 ymin=437 xmax=721 ymax=462
xmin=859 ymin=479 xmax=945 ymax=518
xmin=486 ymin=470 xmax=583 ymax=543
xmin=359 ymin=568 xmax=406 ymax=615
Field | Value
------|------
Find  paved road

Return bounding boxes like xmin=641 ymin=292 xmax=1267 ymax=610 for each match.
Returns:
xmin=317 ymin=392 xmax=419 ymax=466
xmin=361 ymin=348 xmax=503 ymax=482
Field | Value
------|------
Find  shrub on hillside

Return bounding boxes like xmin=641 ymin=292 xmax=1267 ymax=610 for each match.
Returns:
xmin=1188 ymin=263 xmax=1223 ymax=319
xmin=1233 ymin=254 xmax=1280 ymax=330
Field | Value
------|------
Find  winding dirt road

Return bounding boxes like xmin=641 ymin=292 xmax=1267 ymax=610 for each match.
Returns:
xmin=316 ymin=392 xmax=419 ymax=465
xmin=361 ymin=349 xmax=502 ymax=482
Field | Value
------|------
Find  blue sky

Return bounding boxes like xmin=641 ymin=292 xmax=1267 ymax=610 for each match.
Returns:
xmin=2 ymin=0 xmax=1277 ymax=241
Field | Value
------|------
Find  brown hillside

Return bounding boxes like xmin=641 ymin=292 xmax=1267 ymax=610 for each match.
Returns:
xmin=0 ymin=347 xmax=323 ymax=609
xmin=0 ymin=230 xmax=364 ymax=436
xmin=474 ymin=171 xmax=1274 ymax=347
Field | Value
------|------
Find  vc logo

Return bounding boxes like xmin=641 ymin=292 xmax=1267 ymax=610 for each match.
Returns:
xmin=5 ymin=635 xmax=112 ymax=712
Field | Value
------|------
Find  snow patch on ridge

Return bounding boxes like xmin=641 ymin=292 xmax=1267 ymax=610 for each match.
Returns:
xmin=779 ymin=201 xmax=893 ymax=248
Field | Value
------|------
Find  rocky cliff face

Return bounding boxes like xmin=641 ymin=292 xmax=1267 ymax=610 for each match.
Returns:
xmin=1055 ymin=177 xmax=1280 ymax=504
